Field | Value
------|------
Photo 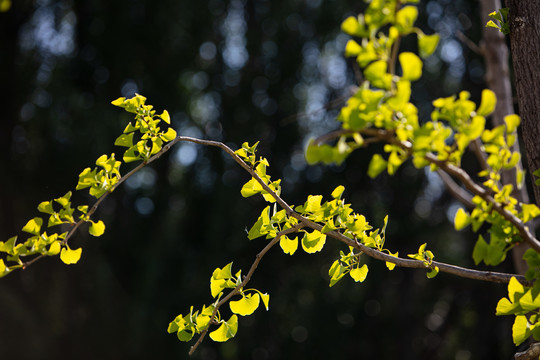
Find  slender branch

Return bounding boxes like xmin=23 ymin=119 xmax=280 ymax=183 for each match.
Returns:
xmin=436 ymin=169 xmax=474 ymax=208
xmin=470 ymin=138 xmax=489 ymax=173
xmin=351 ymin=128 xmax=540 ymax=252
xmin=456 ymin=30 xmax=484 ymax=55
xmin=22 ymin=137 xmax=179 ymax=270
xmin=428 ymin=155 xmax=540 ymax=252
xmin=188 ymin=223 xmax=305 ymax=356
xmin=196 ymin=135 xmax=526 ymax=285
xmin=286 ymin=210 xmax=527 ymax=284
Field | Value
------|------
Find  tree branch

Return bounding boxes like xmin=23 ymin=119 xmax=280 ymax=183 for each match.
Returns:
xmin=190 ymin=136 xmax=527 ymax=285
xmin=188 ymin=223 xmax=305 ymax=356
xmin=435 ymin=169 xmax=474 ymax=209
xmin=515 ymin=343 xmax=540 ymax=360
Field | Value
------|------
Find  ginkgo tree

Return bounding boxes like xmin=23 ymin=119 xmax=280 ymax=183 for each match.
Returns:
xmin=2 ymin=0 xmax=540 ymax=358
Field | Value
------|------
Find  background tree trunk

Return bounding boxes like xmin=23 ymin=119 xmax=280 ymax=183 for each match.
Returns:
xmin=507 ymin=0 xmax=540 ymax=207
xmin=479 ymin=0 xmax=530 ymax=273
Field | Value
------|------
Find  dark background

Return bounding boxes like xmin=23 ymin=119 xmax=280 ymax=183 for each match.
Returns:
xmin=0 ymin=0 xmax=520 ymax=358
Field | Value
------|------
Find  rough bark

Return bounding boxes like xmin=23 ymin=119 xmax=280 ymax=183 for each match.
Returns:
xmin=507 ymin=0 xmax=540 ymax=208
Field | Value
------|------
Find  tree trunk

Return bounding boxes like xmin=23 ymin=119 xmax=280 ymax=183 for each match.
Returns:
xmin=507 ymin=0 xmax=540 ymax=208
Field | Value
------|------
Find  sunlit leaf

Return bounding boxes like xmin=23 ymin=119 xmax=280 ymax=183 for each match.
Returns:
xmin=114 ymin=133 xmax=134 ymax=148
xmin=209 ymin=315 xmax=238 ymax=342
xmin=344 ymin=40 xmax=362 ymax=57
xmin=88 ymin=220 xmax=106 ymax=237
xmin=395 ymin=6 xmax=417 ymax=34
xmin=504 ymin=114 xmax=520 ymax=133
xmin=399 ymin=52 xmax=422 ymax=81
xmin=331 ymin=185 xmax=345 ymax=199
xmin=22 ymin=217 xmax=43 ymax=235
xmin=161 ymin=110 xmax=171 ymax=124
xmin=301 ymin=230 xmax=326 ymax=253
xmin=472 ymin=235 xmax=488 ymax=265
xmin=259 ymin=293 xmax=270 ymax=310
xmin=426 ymin=266 xmax=439 ymax=278
xmin=367 ymin=154 xmax=387 ymax=178
xmin=230 ymin=293 xmax=260 ymax=316
xmin=476 ymin=89 xmax=496 ymax=116
xmin=512 ymin=315 xmax=531 ymax=346
xmin=385 ymin=251 xmax=398 ymax=270
xmin=240 ymin=178 xmax=265 ymax=198
xmin=111 ymin=97 xmax=126 ymax=107
xmin=37 ymin=201 xmax=55 ymax=215
xmin=279 ymin=235 xmax=298 ymax=255
xmin=60 ymin=247 xmax=82 ymax=265
xmin=454 ymin=208 xmax=470 ymax=231
xmin=350 ymin=264 xmax=368 ymax=282
xmin=522 ymin=203 xmax=540 ymax=223
xmin=341 ymin=16 xmax=365 ymax=37
xmin=161 ymin=128 xmax=177 ymax=142
xmin=418 ymin=33 xmax=439 ymax=58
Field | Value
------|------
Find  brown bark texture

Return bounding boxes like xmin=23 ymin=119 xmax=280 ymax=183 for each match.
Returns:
xmin=507 ymin=0 xmax=540 ymax=207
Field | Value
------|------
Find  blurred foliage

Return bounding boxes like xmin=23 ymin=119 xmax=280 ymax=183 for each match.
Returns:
xmin=0 ymin=0 xmax=518 ymax=359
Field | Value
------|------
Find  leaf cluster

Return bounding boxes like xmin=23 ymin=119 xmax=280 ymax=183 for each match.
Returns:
xmin=0 ymin=94 xmax=179 ymax=277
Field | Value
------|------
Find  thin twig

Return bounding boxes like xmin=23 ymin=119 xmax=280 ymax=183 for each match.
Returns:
xmin=470 ymin=138 xmax=489 ymax=173
xmin=188 ymin=223 xmax=305 ymax=356
xmin=456 ymin=30 xmax=484 ymax=55
xmin=436 ymin=169 xmax=474 ymax=208
xmin=22 ymin=138 xmax=180 ymax=270
xmin=350 ymin=128 xmax=540 ymax=252
xmin=206 ymin=135 xmax=527 ymax=285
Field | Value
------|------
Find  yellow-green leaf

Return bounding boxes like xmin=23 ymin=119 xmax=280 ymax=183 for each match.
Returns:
xmin=399 ymin=52 xmax=422 ymax=81
xmin=22 ymin=217 xmax=43 ymax=235
xmin=37 ymin=201 xmax=55 ymax=215
xmin=240 ymin=178 xmax=264 ymax=198
xmin=418 ymin=33 xmax=439 ymax=58
xmin=279 ymin=235 xmax=298 ymax=255
xmin=301 ymin=230 xmax=326 ymax=253
xmin=395 ymin=6 xmax=418 ymax=34
xmin=350 ymin=264 xmax=368 ymax=282
xmin=111 ymin=97 xmax=126 ymax=107
xmin=344 ymin=40 xmax=362 ymax=57
xmin=88 ymin=220 xmax=106 ymax=237
xmin=161 ymin=110 xmax=171 ymax=124
xmin=476 ymin=89 xmax=496 ymax=116
xmin=60 ymin=247 xmax=82 ymax=265
xmin=504 ymin=114 xmax=520 ymax=133
xmin=496 ymin=297 xmax=518 ymax=315
xmin=454 ymin=208 xmax=470 ymax=231
xmin=367 ymin=154 xmax=387 ymax=178
xmin=209 ymin=315 xmax=238 ymax=342
xmin=472 ymin=235 xmax=488 ymax=265
xmin=161 ymin=127 xmax=177 ymax=141
xmin=331 ymin=185 xmax=345 ymax=199
xmin=364 ymin=60 xmax=387 ymax=83
xmin=508 ymin=276 xmax=526 ymax=302
xmin=230 ymin=293 xmax=260 ymax=316
xmin=0 ymin=259 xmax=7 ymax=277
xmin=341 ymin=16 xmax=364 ymax=37
xmin=512 ymin=315 xmax=531 ymax=346
xmin=114 ymin=133 xmax=134 ymax=147
xmin=522 ymin=203 xmax=540 ymax=223
xmin=260 ymin=293 xmax=270 ymax=310
xmin=385 ymin=251 xmax=398 ymax=270
xmin=47 ymin=241 xmax=61 ymax=256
